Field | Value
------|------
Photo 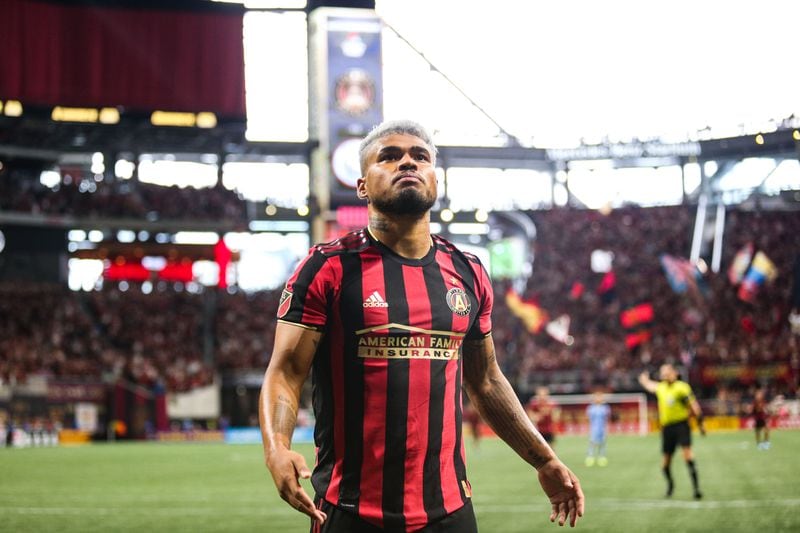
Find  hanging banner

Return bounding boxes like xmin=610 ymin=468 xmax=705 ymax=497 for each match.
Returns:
xmin=310 ymin=8 xmax=384 ymax=210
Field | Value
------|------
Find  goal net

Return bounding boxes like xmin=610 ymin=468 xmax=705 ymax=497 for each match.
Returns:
xmin=547 ymin=393 xmax=650 ymax=436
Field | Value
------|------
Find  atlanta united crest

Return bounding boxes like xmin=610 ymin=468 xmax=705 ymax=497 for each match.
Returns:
xmin=446 ymin=287 xmax=471 ymax=316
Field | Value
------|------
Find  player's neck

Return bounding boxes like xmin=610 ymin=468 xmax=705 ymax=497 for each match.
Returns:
xmin=368 ymin=212 xmax=432 ymax=259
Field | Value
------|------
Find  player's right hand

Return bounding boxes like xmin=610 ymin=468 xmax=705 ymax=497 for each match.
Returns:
xmin=267 ymin=447 xmax=327 ymax=524
xmin=537 ymin=459 xmax=585 ymax=527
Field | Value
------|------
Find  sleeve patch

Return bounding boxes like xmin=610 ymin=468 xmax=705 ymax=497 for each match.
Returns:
xmin=277 ymin=288 xmax=293 ymax=318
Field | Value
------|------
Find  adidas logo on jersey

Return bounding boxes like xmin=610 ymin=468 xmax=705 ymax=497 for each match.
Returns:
xmin=363 ymin=290 xmax=389 ymax=308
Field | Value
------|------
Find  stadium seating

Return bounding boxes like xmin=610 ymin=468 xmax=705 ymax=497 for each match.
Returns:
xmin=1 ymin=202 xmax=796 ymax=411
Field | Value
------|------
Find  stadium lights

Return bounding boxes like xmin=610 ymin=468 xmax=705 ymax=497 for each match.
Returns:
xmin=265 ymin=204 xmax=278 ymax=216
xmin=52 ymin=107 xmax=98 ymax=123
xmin=211 ymin=1 xmax=308 ymax=9
xmin=99 ymin=108 xmax=120 ymax=124
xmin=4 ymin=100 xmax=23 ymax=117
xmin=116 ymin=230 xmax=136 ymax=243
xmin=151 ymin=111 xmax=196 ymax=127
xmin=755 ymin=134 xmax=765 ymax=145
xmin=196 ymin=112 xmax=217 ymax=129
xmin=248 ymin=220 xmax=309 ymax=232
xmin=793 ymin=130 xmax=800 ymax=141
xmin=68 ymin=230 xmax=87 ymax=242
xmin=0 ymin=101 xmax=3 ymax=114
xmin=475 ymin=209 xmax=489 ymax=223
xmin=440 ymin=208 xmax=454 ymax=222
xmin=150 ymin=111 xmax=218 ymax=128
xmin=297 ymin=205 xmax=310 ymax=217
xmin=39 ymin=170 xmax=61 ymax=188
xmin=448 ymin=223 xmax=490 ymax=235
xmin=243 ymin=0 xmax=307 ymax=8
xmin=115 ymin=159 xmax=135 ymax=180
xmin=172 ymin=232 xmax=219 ymax=245
xmin=49 ymin=106 xmax=120 ymax=124
xmin=142 ymin=256 xmax=167 ymax=270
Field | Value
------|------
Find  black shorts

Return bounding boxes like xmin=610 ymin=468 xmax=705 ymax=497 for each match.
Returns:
xmin=311 ymin=497 xmax=478 ymax=533
xmin=661 ymin=420 xmax=691 ymax=455
xmin=755 ymin=418 xmax=767 ymax=429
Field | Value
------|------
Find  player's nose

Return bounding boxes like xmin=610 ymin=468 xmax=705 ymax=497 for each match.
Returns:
xmin=398 ymin=153 xmax=417 ymax=170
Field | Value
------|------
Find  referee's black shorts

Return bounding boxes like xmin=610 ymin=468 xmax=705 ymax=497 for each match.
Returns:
xmin=310 ymin=497 xmax=478 ymax=533
xmin=661 ymin=420 xmax=692 ymax=455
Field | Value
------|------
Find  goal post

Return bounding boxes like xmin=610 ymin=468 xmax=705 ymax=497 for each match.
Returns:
xmin=547 ymin=393 xmax=650 ymax=436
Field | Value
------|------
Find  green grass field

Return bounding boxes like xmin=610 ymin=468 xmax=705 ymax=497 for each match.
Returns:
xmin=1 ymin=431 xmax=798 ymax=532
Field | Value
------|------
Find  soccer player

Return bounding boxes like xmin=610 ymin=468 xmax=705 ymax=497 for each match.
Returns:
xmin=259 ymin=120 xmax=584 ymax=532
xmin=585 ymin=391 xmax=610 ymax=467
xmin=639 ymin=365 xmax=705 ymax=499
xmin=526 ymin=386 xmax=560 ymax=446
xmin=751 ymin=388 xmax=771 ymax=450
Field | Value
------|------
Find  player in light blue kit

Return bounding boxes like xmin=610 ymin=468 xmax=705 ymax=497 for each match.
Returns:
xmin=585 ymin=391 xmax=611 ymax=467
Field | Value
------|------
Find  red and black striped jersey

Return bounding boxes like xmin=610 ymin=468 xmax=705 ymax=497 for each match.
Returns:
xmin=277 ymin=227 xmax=493 ymax=532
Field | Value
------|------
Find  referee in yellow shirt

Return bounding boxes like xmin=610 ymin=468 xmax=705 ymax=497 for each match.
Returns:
xmin=639 ymin=364 xmax=705 ymax=499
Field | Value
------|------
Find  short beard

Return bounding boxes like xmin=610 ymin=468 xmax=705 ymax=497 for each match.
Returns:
xmin=371 ymin=188 xmax=435 ymax=217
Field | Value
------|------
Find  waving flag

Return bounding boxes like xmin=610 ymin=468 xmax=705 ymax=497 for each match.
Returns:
xmin=620 ymin=302 xmax=654 ymax=329
xmin=728 ymin=243 xmax=753 ymax=285
xmin=621 ymin=302 xmax=654 ymax=349
xmin=506 ymin=289 xmax=549 ymax=334
xmin=596 ymin=270 xmax=617 ymax=305
xmin=738 ymin=251 xmax=777 ymax=302
xmin=659 ymin=254 xmax=708 ymax=297
xmin=546 ymin=314 xmax=572 ymax=345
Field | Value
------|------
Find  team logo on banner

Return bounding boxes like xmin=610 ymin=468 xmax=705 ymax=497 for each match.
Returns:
xmin=334 ymin=69 xmax=375 ymax=116
xmin=446 ymin=287 xmax=471 ymax=316
xmin=277 ymin=289 xmax=293 ymax=318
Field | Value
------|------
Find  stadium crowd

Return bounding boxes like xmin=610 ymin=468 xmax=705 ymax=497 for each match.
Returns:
xmin=0 ymin=168 xmax=248 ymax=223
xmin=494 ymin=206 xmax=798 ymax=401
xmin=1 ymin=205 xmax=797 ymax=410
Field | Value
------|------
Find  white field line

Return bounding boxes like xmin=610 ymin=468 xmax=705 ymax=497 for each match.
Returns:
xmin=0 ymin=506 xmax=289 ymax=517
xmin=474 ymin=498 xmax=800 ymax=513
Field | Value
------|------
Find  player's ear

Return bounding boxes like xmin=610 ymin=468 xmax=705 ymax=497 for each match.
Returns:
xmin=356 ymin=176 xmax=368 ymax=201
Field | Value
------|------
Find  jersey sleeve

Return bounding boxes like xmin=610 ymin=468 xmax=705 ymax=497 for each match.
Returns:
xmin=277 ymin=248 xmax=338 ymax=330
xmin=466 ymin=258 xmax=493 ymax=339
xmin=681 ymin=382 xmax=696 ymax=403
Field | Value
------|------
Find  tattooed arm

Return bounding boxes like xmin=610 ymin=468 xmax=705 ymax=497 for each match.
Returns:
xmin=462 ymin=335 xmax=585 ymax=527
xmin=259 ymin=321 xmax=326 ymax=524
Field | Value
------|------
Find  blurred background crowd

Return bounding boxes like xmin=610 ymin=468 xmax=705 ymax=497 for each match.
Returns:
xmin=2 ymin=186 xmax=797 ymax=421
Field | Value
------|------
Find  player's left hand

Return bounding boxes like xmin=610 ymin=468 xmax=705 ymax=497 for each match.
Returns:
xmin=537 ymin=459 xmax=585 ymax=527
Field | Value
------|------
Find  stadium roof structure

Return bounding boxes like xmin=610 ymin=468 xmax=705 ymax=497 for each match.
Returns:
xmin=0 ymin=0 xmax=798 ymax=202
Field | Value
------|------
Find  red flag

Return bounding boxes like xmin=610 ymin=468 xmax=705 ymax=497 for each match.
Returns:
xmin=597 ymin=271 xmax=616 ymax=294
xmin=569 ymin=282 xmax=585 ymax=300
xmin=620 ymin=303 xmax=654 ymax=329
xmin=625 ymin=330 xmax=652 ymax=349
